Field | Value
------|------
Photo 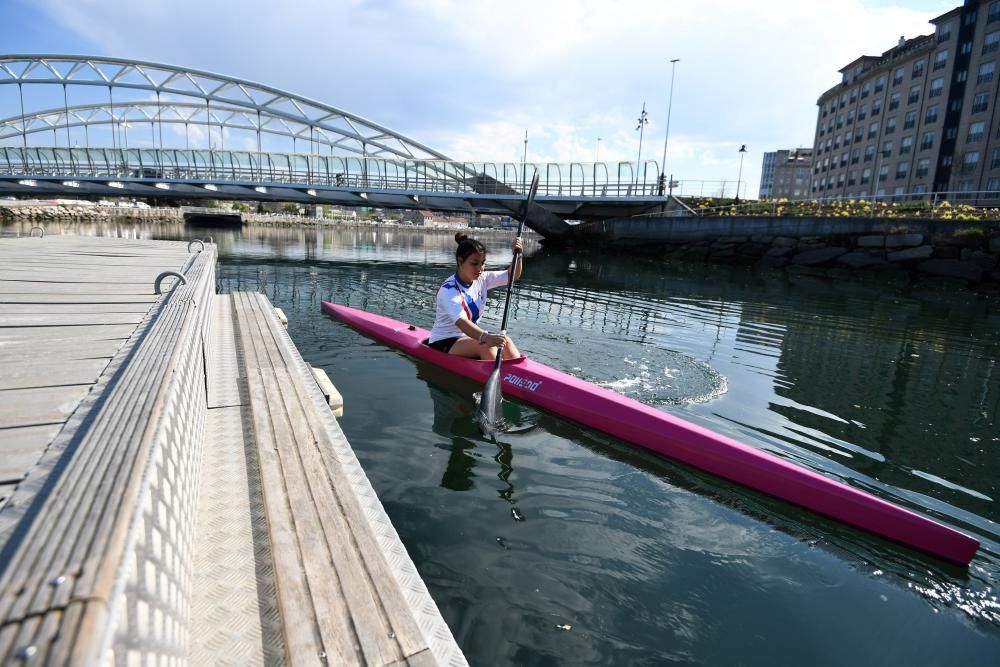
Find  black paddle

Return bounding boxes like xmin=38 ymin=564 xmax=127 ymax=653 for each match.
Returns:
xmin=478 ymin=171 xmax=540 ymax=434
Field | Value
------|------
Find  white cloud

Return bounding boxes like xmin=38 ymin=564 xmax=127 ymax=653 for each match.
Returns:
xmin=14 ymin=0 xmax=951 ymax=196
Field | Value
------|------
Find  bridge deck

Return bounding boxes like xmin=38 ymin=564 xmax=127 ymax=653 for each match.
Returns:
xmin=0 ymin=235 xmax=463 ymax=665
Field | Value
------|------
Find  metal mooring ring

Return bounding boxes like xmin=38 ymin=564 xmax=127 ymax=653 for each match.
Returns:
xmin=29 ymin=226 xmax=44 ymax=237
xmin=187 ymin=239 xmax=204 ymax=253
xmin=154 ymin=270 xmax=188 ymax=295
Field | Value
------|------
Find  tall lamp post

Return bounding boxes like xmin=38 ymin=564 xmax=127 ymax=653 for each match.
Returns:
xmin=635 ymin=102 xmax=648 ymax=187
xmin=735 ymin=144 xmax=747 ymax=203
xmin=659 ymin=58 xmax=680 ymax=196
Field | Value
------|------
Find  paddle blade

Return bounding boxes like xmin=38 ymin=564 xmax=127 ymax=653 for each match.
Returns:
xmin=478 ymin=367 xmax=503 ymax=434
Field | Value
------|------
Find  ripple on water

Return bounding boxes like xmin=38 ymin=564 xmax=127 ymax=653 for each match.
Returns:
xmin=530 ymin=333 xmax=727 ymax=406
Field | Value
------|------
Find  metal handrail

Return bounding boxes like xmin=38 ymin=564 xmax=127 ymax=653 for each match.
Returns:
xmin=0 ymin=146 xmax=666 ymax=199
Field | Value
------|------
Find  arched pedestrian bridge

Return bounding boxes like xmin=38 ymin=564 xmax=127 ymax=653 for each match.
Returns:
xmin=0 ymin=55 xmax=670 ymax=238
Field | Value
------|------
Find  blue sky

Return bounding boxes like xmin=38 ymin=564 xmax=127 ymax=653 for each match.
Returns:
xmin=1 ymin=0 xmax=955 ymax=197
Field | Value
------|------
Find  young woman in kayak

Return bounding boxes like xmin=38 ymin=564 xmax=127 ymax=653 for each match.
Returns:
xmin=427 ymin=232 xmax=522 ymax=360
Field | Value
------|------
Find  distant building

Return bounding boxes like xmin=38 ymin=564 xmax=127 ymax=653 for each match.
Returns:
xmin=769 ymin=148 xmax=814 ymax=199
xmin=812 ymin=1 xmax=1000 ymax=200
xmin=759 ymin=152 xmax=777 ymax=198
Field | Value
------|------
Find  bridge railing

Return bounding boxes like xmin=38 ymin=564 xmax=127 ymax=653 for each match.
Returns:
xmin=0 ymin=147 xmax=666 ymax=199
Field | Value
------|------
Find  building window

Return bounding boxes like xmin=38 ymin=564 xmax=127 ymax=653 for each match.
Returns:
xmin=847 ymin=110 xmax=854 ymax=124
xmin=987 ymin=179 xmax=1000 ymax=192
xmin=904 ymin=111 xmax=917 ymax=129
xmin=875 ymin=76 xmax=886 ymax=93
xmin=978 ymin=61 xmax=995 ymax=84
xmin=837 ymin=114 xmax=844 ymax=129
xmin=962 ymin=151 xmax=980 ymax=173
xmin=868 ymin=121 xmax=879 ymax=139
xmin=872 ymin=99 xmax=882 ymax=115
xmin=855 ymin=127 xmax=864 ymax=142
xmin=973 ymin=92 xmax=989 ymax=113
xmin=955 ymin=69 xmax=968 ymax=83
xmin=879 ymin=165 xmax=889 ymax=182
xmin=992 ymin=147 xmax=1000 ymax=168
xmin=925 ymin=105 xmax=939 ymax=123
xmin=916 ymin=158 xmax=930 ymax=178
xmin=865 ymin=145 xmax=875 ymax=161
xmin=885 ymin=117 xmax=896 ymax=134
xmin=930 ymin=78 xmax=944 ymax=97
xmin=991 ymin=1 xmax=1000 ymax=23
xmin=908 ymin=85 xmax=920 ymax=105
xmin=889 ymin=93 xmax=900 ymax=110
xmin=921 ymin=131 xmax=935 ymax=150
xmin=949 ymin=97 xmax=963 ymax=112
xmin=965 ymin=9 xmax=979 ymax=26
xmin=912 ymin=60 xmax=925 ymax=78
xmin=858 ymin=104 xmax=867 ymax=120
xmin=985 ymin=31 xmax=1000 ymax=54
xmin=942 ymin=155 xmax=953 ymax=167
xmin=914 ymin=184 xmax=928 ymax=194
xmin=862 ymin=82 xmax=871 ymax=98
xmin=901 ymin=136 xmax=913 ymax=154
xmin=861 ymin=167 xmax=871 ymax=184
xmin=896 ymin=162 xmax=909 ymax=179
xmin=938 ymin=23 xmax=952 ymax=42
xmin=851 ymin=148 xmax=860 ymax=164
xmin=882 ymin=140 xmax=893 ymax=157
xmin=934 ymin=50 xmax=948 ymax=70
xmin=850 ymin=88 xmax=858 ymax=104
xmin=969 ymin=121 xmax=986 ymax=143
xmin=961 ymin=40 xmax=974 ymax=56
xmin=892 ymin=67 xmax=904 ymax=86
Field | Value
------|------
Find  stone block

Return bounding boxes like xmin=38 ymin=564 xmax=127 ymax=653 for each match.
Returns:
xmin=857 ymin=235 xmax=885 ymax=248
xmin=971 ymin=251 xmax=998 ymax=271
xmin=751 ymin=235 xmax=774 ymax=244
xmin=933 ymin=245 xmax=961 ymax=259
xmin=990 ymin=236 xmax=1000 ymax=253
xmin=837 ymin=252 xmax=886 ymax=269
xmin=888 ymin=245 xmax=934 ymax=262
xmin=885 ymin=233 xmax=924 ymax=248
xmin=791 ymin=247 xmax=848 ymax=266
xmin=765 ymin=246 xmax=795 ymax=259
xmin=917 ymin=259 xmax=984 ymax=283
xmin=773 ymin=236 xmax=798 ymax=247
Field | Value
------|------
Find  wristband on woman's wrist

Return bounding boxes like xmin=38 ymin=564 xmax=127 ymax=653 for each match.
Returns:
xmin=479 ymin=331 xmax=489 ymax=344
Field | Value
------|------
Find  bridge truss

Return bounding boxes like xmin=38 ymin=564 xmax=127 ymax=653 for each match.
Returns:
xmin=0 ymin=55 xmax=669 ymax=222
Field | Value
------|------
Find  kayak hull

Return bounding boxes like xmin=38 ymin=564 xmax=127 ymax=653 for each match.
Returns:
xmin=322 ymin=301 xmax=979 ymax=566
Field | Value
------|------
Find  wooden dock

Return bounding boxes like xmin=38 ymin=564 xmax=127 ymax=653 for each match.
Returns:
xmin=0 ymin=234 xmax=464 ymax=666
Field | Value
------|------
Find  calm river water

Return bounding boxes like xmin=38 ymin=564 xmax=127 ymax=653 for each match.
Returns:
xmin=7 ymin=220 xmax=999 ymax=665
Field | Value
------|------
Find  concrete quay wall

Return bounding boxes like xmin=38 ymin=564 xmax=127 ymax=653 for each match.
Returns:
xmin=566 ymin=215 xmax=1000 ymax=286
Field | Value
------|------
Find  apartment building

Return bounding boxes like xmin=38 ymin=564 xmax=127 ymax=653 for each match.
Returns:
xmin=759 ymin=152 xmax=777 ymax=198
xmin=767 ymin=148 xmax=813 ymax=199
xmin=812 ymin=1 xmax=1000 ymax=199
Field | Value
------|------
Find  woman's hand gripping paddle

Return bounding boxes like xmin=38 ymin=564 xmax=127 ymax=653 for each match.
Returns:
xmin=478 ymin=171 xmax=540 ymax=434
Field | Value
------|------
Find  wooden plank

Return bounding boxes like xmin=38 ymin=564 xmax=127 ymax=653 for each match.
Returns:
xmin=0 ymin=358 xmax=107 ymax=390
xmin=0 ymin=324 xmax=137 ymax=342
xmin=0 ymin=339 xmax=125 ymax=363
xmin=0 ymin=294 xmax=159 ymax=304
xmin=242 ymin=293 xmax=402 ymax=662
xmin=0 ymin=385 xmax=91 ymax=428
xmin=232 ymin=294 xmax=338 ymax=666
xmin=0 ymin=303 xmax=154 ymax=314
xmin=0 ymin=313 xmax=144 ymax=327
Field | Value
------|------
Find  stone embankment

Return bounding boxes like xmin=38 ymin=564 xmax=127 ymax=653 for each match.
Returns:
xmin=667 ymin=230 xmax=1000 ymax=285
xmin=566 ymin=215 xmax=1000 ymax=287
xmin=0 ymin=203 xmax=181 ymax=222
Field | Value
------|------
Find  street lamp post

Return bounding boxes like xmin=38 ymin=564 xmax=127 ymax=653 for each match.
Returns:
xmin=659 ymin=58 xmax=679 ymax=196
xmin=736 ymin=144 xmax=747 ymax=203
xmin=635 ymin=102 xmax=648 ymax=187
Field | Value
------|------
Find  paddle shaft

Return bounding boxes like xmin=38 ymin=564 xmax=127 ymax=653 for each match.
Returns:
xmin=492 ymin=172 xmax=539 ymax=368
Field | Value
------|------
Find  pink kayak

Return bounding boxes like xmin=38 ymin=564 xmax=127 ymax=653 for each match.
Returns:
xmin=322 ymin=301 xmax=980 ymax=566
